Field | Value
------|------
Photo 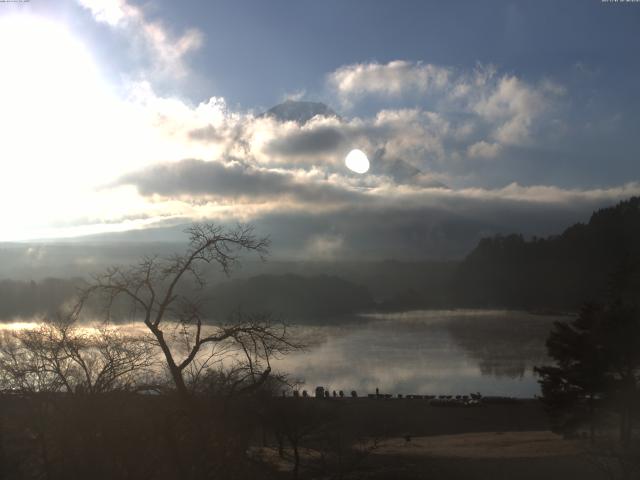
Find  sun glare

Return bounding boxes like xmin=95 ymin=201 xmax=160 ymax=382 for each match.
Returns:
xmin=0 ymin=16 xmax=133 ymax=240
xmin=0 ymin=16 xmax=104 ymax=153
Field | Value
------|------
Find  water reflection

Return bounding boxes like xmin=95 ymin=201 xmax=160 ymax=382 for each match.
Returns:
xmin=274 ymin=310 xmax=564 ymax=398
xmin=0 ymin=310 xmax=566 ymax=398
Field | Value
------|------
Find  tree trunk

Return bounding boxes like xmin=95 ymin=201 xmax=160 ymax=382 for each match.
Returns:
xmin=619 ymin=404 xmax=631 ymax=446
xmin=168 ymin=363 xmax=189 ymax=399
xmin=275 ymin=431 xmax=285 ymax=458
xmin=151 ymin=326 xmax=189 ymax=399
xmin=292 ymin=442 xmax=300 ymax=480
xmin=588 ymin=395 xmax=595 ymax=444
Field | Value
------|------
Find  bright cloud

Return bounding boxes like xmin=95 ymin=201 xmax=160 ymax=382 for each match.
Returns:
xmin=329 ymin=60 xmax=450 ymax=104
xmin=467 ymin=141 xmax=502 ymax=159
xmin=327 ymin=60 xmax=564 ymax=158
xmin=77 ymin=0 xmax=203 ymax=78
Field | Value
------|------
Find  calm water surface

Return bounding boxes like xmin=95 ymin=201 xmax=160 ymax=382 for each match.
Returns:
xmin=275 ymin=310 xmax=566 ymax=398
xmin=0 ymin=309 xmax=567 ymax=398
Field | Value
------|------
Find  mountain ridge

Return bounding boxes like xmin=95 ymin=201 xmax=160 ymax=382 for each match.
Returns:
xmin=261 ymin=99 xmax=340 ymax=124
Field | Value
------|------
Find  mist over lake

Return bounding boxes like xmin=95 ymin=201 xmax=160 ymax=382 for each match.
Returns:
xmin=0 ymin=309 xmax=561 ymax=398
xmin=275 ymin=310 xmax=562 ymax=398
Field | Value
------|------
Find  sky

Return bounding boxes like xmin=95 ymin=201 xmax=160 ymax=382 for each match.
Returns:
xmin=1 ymin=0 xmax=640 ymax=259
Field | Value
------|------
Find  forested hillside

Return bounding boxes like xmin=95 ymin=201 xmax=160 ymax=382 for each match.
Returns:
xmin=0 ymin=278 xmax=81 ymax=320
xmin=452 ymin=197 xmax=640 ymax=309
xmin=206 ymin=274 xmax=375 ymax=320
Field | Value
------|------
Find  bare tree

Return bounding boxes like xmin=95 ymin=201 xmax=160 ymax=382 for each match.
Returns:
xmin=80 ymin=223 xmax=297 ymax=400
xmin=186 ymin=312 xmax=300 ymax=397
xmin=0 ymin=224 xmax=304 ymax=479
xmin=0 ymin=315 xmax=159 ymax=480
xmin=0 ymin=315 xmax=154 ymax=395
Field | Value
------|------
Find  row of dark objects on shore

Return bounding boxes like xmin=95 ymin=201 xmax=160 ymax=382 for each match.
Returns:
xmin=282 ymin=388 xmax=519 ymax=406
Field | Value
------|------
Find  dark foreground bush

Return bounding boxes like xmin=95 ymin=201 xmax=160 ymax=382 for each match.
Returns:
xmin=0 ymin=392 xmax=274 ymax=480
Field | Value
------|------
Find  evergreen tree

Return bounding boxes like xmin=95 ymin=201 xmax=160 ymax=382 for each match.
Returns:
xmin=535 ymin=270 xmax=640 ymax=445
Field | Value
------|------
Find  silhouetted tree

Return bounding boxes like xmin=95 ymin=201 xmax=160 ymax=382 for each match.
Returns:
xmin=535 ymin=298 xmax=640 ymax=445
xmin=262 ymin=395 xmax=385 ymax=480
xmin=78 ymin=223 xmax=296 ymax=400
xmin=0 ymin=315 xmax=159 ymax=480
xmin=263 ymin=397 xmax=336 ymax=480
xmin=0 ymin=315 xmax=153 ymax=395
xmin=0 ymin=224 xmax=306 ymax=480
xmin=534 ymin=303 xmax=611 ymax=442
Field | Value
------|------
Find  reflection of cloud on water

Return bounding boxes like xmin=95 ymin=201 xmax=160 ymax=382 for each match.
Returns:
xmin=274 ymin=310 xmax=561 ymax=397
xmin=442 ymin=311 xmax=559 ymax=379
xmin=2 ymin=311 xmax=561 ymax=397
xmin=0 ymin=321 xmax=41 ymax=331
xmin=0 ymin=320 xmax=151 ymax=336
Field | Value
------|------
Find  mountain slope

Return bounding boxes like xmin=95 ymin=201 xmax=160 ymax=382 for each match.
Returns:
xmin=261 ymin=99 xmax=340 ymax=124
xmin=452 ymin=197 xmax=640 ymax=309
xmin=205 ymin=273 xmax=374 ymax=320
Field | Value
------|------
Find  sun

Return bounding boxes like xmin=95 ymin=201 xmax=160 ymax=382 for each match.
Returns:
xmin=345 ymin=149 xmax=370 ymax=174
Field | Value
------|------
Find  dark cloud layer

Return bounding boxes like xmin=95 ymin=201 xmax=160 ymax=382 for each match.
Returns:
xmin=101 ymin=194 xmax=617 ymax=261
xmin=188 ymin=125 xmax=227 ymax=143
xmin=114 ymin=155 xmax=640 ymax=260
xmin=118 ymin=158 xmax=358 ymax=204
xmin=265 ymin=126 xmax=347 ymax=157
xmin=251 ymin=198 xmax=605 ymax=260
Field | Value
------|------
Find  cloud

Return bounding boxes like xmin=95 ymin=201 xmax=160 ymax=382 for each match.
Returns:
xmin=3 ymin=0 xmax=632 ymax=251
xmin=327 ymin=61 xmax=564 ymax=158
xmin=117 ymin=158 xmax=361 ymax=205
xmin=453 ymin=68 xmax=565 ymax=149
xmin=77 ymin=0 xmax=203 ymax=78
xmin=6 ymin=19 xmax=620 ymax=254
xmin=304 ymin=233 xmax=345 ymax=260
xmin=111 ymin=142 xmax=640 ymax=259
xmin=328 ymin=60 xmax=450 ymax=104
xmin=188 ymin=125 xmax=228 ymax=143
xmin=471 ymin=75 xmax=551 ymax=145
xmin=28 ymin=59 xmax=605 ymax=249
xmin=282 ymin=90 xmax=307 ymax=102
xmin=467 ymin=141 xmax=502 ymax=159
xmin=121 ymin=156 xmax=640 ymax=213
xmin=115 ymin=62 xmax=563 ymax=189
xmin=178 ymin=102 xmax=454 ymax=175
xmin=242 ymin=182 xmax=640 ymax=260
xmin=265 ymin=125 xmax=347 ymax=157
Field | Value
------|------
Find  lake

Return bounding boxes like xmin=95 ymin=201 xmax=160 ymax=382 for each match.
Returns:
xmin=0 ymin=309 xmax=568 ymax=398
xmin=275 ymin=310 xmax=568 ymax=398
